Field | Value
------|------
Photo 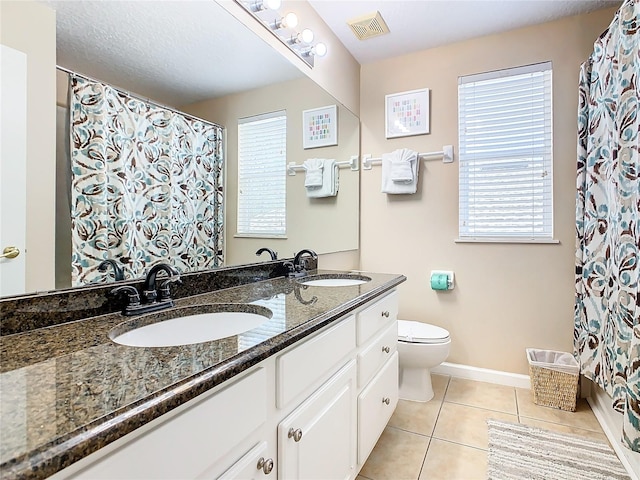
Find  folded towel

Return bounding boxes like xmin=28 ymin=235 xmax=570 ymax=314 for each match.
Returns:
xmin=390 ymin=160 xmax=414 ymax=183
xmin=381 ymin=148 xmax=420 ymax=194
xmin=307 ymin=159 xmax=338 ymax=198
xmin=390 ymin=148 xmax=417 ymax=183
xmin=304 ymin=158 xmax=324 ymax=187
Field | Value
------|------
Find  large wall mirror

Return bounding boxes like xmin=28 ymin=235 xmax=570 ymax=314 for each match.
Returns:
xmin=4 ymin=0 xmax=359 ymax=296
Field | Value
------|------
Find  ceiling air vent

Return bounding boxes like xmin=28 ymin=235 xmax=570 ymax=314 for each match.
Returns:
xmin=347 ymin=11 xmax=389 ymax=41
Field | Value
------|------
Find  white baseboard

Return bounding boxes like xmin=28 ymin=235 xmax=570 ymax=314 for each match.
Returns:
xmin=587 ymin=386 xmax=640 ymax=480
xmin=431 ymin=361 xmax=531 ymax=389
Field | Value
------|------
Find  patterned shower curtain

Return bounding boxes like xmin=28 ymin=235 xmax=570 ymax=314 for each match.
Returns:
xmin=574 ymin=0 xmax=640 ymax=452
xmin=69 ymin=76 xmax=224 ymax=285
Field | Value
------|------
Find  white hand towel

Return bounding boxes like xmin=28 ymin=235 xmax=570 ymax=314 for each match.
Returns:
xmin=390 ymin=148 xmax=417 ymax=183
xmin=381 ymin=148 xmax=420 ymax=194
xmin=304 ymin=158 xmax=324 ymax=187
xmin=307 ymin=159 xmax=338 ymax=198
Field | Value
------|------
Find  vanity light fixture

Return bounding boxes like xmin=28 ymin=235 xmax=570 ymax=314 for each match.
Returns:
xmin=250 ymin=0 xmax=281 ymax=12
xmin=235 ymin=0 xmax=326 ymax=67
xmin=289 ymin=28 xmax=314 ymax=45
xmin=304 ymin=42 xmax=327 ymax=58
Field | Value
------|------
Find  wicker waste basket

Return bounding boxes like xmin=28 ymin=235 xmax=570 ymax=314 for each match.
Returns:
xmin=526 ymin=348 xmax=579 ymax=412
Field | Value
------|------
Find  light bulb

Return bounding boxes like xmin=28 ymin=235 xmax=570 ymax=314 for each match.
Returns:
xmin=290 ymin=28 xmax=314 ymax=45
xmin=273 ymin=12 xmax=298 ymax=30
xmin=265 ymin=0 xmax=281 ymax=9
xmin=282 ymin=12 xmax=298 ymax=28
xmin=313 ymin=42 xmax=327 ymax=57
xmin=300 ymin=28 xmax=314 ymax=44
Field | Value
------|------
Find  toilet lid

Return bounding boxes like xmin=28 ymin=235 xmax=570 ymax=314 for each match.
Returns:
xmin=397 ymin=320 xmax=450 ymax=344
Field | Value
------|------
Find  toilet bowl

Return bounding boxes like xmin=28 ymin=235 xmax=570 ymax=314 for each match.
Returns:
xmin=397 ymin=320 xmax=451 ymax=402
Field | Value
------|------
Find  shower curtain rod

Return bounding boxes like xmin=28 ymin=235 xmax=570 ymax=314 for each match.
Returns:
xmin=56 ymin=65 xmax=224 ymax=130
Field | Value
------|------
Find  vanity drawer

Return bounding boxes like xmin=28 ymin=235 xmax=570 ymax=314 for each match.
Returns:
xmin=276 ymin=315 xmax=356 ymax=408
xmin=356 ymin=291 xmax=398 ymax=345
xmin=357 ymin=321 xmax=397 ymax=388
xmin=357 ymin=353 xmax=399 ymax=465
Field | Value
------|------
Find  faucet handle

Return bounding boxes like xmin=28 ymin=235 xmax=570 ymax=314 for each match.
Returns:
xmin=110 ymin=285 xmax=141 ymax=307
xmin=158 ymin=276 xmax=181 ymax=301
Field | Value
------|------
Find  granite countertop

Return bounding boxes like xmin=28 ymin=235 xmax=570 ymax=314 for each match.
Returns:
xmin=0 ymin=270 xmax=405 ymax=480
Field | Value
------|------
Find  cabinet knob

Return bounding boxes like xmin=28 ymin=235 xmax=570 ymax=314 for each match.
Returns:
xmin=257 ymin=457 xmax=274 ymax=475
xmin=381 ymin=310 xmax=390 ymax=318
xmin=382 ymin=397 xmax=390 ymax=405
xmin=288 ymin=427 xmax=303 ymax=442
xmin=382 ymin=346 xmax=390 ymax=354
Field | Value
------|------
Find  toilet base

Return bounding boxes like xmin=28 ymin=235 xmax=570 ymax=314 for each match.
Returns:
xmin=399 ymin=366 xmax=434 ymax=402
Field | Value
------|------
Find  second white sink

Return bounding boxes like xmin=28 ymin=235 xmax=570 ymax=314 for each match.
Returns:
xmin=110 ymin=304 xmax=272 ymax=348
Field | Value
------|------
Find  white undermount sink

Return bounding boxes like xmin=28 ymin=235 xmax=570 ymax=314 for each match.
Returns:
xmin=298 ymin=274 xmax=372 ymax=287
xmin=110 ymin=304 xmax=272 ymax=348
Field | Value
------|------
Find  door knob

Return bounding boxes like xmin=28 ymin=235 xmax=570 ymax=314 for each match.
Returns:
xmin=382 ymin=397 xmax=390 ymax=405
xmin=381 ymin=310 xmax=390 ymax=318
xmin=382 ymin=346 xmax=390 ymax=353
xmin=0 ymin=246 xmax=19 ymax=259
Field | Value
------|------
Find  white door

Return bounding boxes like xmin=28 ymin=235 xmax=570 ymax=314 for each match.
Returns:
xmin=0 ymin=44 xmax=27 ymax=296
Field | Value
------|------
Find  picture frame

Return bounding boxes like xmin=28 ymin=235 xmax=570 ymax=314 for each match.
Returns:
xmin=385 ymin=88 xmax=430 ymax=138
xmin=303 ymin=105 xmax=338 ymax=149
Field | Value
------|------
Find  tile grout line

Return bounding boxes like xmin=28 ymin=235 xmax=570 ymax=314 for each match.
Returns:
xmin=417 ymin=375 xmax=452 ymax=479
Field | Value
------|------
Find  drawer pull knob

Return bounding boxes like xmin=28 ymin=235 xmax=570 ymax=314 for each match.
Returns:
xmin=381 ymin=311 xmax=390 ymax=318
xmin=382 ymin=346 xmax=390 ymax=354
xmin=288 ymin=427 xmax=303 ymax=442
xmin=382 ymin=397 xmax=391 ymax=405
xmin=257 ymin=457 xmax=274 ymax=475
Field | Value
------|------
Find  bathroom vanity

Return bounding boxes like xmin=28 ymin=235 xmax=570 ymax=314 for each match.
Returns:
xmin=0 ymin=269 xmax=405 ymax=480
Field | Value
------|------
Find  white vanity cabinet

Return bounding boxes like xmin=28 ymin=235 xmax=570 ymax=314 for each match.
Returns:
xmin=53 ymin=289 xmax=400 ymax=480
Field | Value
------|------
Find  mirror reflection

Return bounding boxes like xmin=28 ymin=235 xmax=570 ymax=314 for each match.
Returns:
xmin=2 ymin=0 xmax=359 ymax=296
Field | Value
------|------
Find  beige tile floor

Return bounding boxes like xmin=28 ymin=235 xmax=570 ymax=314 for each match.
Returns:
xmin=358 ymin=375 xmax=609 ymax=480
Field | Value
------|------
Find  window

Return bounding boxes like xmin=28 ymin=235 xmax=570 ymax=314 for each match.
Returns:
xmin=458 ymin=62 xmax=553 ymax=241
xmin=237 ymin=111 xmax=286 ymax=237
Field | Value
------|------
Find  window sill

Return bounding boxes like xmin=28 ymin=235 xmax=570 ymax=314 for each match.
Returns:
xmin=234 ymin=234 xmax=288 ymax=239
xmin=455 ymin=238 xmax=560 ymax=244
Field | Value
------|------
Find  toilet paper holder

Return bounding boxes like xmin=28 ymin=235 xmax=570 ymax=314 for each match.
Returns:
xmin=430 ymin=271 xmax=454 ymax=290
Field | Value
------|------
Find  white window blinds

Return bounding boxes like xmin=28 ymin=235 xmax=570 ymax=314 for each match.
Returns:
xmin=458 ymin=62 xmax=553 ymax=241
xmin=237 ymin=111 xmax=286 ymax=237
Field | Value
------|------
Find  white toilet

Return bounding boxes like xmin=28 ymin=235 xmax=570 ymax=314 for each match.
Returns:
xmin=397 ymin=320 xmax=451 ymax=402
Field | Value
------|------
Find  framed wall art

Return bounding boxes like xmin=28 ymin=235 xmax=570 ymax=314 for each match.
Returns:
xmin=303 ymin=105 xmax=338 ymax=149
xmin=385 ymin=88 xmax=430 ymax=138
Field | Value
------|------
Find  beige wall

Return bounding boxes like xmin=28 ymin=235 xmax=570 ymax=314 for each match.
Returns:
xmin=359 ymin=8 xmax=617 ymax=375
xmin=1 ymin=1 xmax=57 ymax=292
xmin=217 ymin=0 xmax=360 ymax=115
xmin=185 ymin=77 xmax=360 ymax=266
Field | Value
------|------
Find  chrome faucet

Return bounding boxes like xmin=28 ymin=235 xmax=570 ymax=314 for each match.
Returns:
xmin=98 ymin=259 xmax=125 ymax=281
xmin=110 ymin=262 xmax=181 ymax=316
xmin=256 ymin=247 xmax=278 ymax=260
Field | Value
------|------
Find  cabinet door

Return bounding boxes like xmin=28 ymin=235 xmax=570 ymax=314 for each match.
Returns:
xmin=217 ymin=442 xmax=275 ymax=480
xmin=278 ymin=360 xmax=356 ymax=480
xmin=357 ymin=353 xmax=399 ymax=465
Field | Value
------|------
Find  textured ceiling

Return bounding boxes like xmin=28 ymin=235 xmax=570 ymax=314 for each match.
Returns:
xmin=44 ymin=0 xmax=303 ymax=107
xmin=307 ymin=0 xmax=621 ymax=64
